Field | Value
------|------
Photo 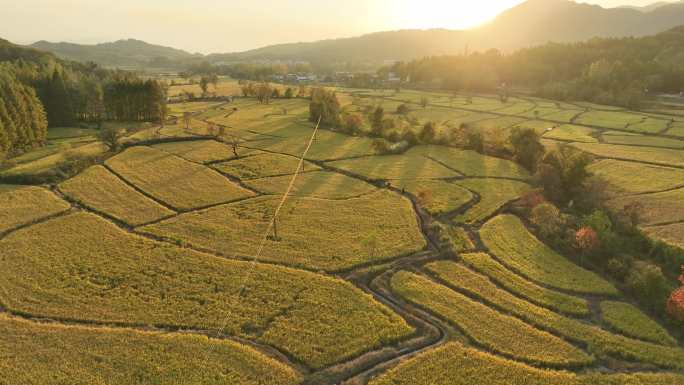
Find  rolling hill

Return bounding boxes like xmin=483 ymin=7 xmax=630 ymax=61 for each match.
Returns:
xmin=30 ymin=39 xmax=200 ymax=68
xmin=26 ymin=0 xmax=684 ymax=67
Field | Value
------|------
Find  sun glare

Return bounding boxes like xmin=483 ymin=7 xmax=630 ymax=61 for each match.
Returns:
xmin=392 ymin=0 xmax=525 ymax=30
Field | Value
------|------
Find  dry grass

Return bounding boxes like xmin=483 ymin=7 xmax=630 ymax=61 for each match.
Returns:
xmin=0 ymin=212 xmax=413 ymax=369
xmin=0 ymin=314 xmax=301 ymax=385
xmin=59 ymin=165 xmax=175 ymax=226
xmin=153 ymin=140 xmax=252 ymax=163
xmin=327 ymin=154 xmax=458 ymax=181
xmin=453 ymin=179 xmax=532 ymax=224
xmin=106 ymin=146 xmax=254 ymax=211
xmin=0 ymin=185 xmax=70 ymax=233
xmin=608 ymin=188 xmax=684 ymax=226
xmin=410 ymin=145 xmax=531 ymax=179
xmin=141 ymin=191 xmax=426 ymax=272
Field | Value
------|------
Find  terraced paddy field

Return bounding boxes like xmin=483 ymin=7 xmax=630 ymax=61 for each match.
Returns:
xmin=2 ymin=89 xmax=683 ymax=384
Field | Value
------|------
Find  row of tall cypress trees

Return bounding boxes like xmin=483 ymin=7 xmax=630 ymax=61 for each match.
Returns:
xmin=0 ymin=39 xmax=167 ymax=156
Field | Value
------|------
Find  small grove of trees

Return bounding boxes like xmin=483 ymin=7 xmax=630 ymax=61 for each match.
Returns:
xmin=510 ymin=127 xmax=545 ymax=172
xmin=309 ymin=87 xmax=341 ymax=127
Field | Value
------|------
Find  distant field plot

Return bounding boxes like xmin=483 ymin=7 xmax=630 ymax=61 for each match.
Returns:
xmin=601 ymin=133 xmax=684 ymax=149
xmin=575 ymin=111 xmax=644 ymax=129
xmin=608 ymin=188 xmax=684 ymax=226
xmin=625 ymin=118 xmax=670 ymax=134
xmin=491 ymin=103 xmax=536 ymax=116
xmin=668 ymin=124 xmax=684 ymax=137
xmin=106 ymin=146 xmax=254 ymax=211
xmin=644 ymin=223 xmax=684 ymax=249
xmin=167 ymin=79 xmax=243 ymax=97
xmin=600 ymin=301 xmax=676 ymax=346
xmin=59 ymin=165 xmax=174 ymax=226
xmin=369 ymin=342 xmax=684 ymax=385
xmin=481 ymin=215 xmax=618 ymax=295
xmin=391 ymin=271 xmax=593 ymax=367
xmin=460 ymin=253 xmax=589 ymax=316
xmin=511 ymin=120 xmax=555 ymax=133
xmin=409 ymin=106 xmax=472 ymax=124
xmin=0 ymin=212 xmax=413 ymax=369
xmin=142 ymin=191 xmax=426 ymax=271
xmin=574 ymin=102 xmax=626 ymax=111
xmin=571 ymin=142 xmax=684 ymax=167
xmin=452 ymin=179 xmax=532 ymax=224
xmin=152 ymin=140 xmax=249 ymax=163
xmin=214 ymin=152 xmax=319 ymax=180
xmin=426 ymin=256 xmax=684 ymax=370
xmin=394 ymin=179 xmax=473 ymax=215
xmin=207 ymin=99 xmax=310 ymax=132
xmin=0 ymin=314 xmax=300 ymax=385
xmin=167 ymin=101 xmax=226 ymax=114
xmin=0 ymin=185 xmax=69 ymax=233
xmin=410 ymin=145 xmax=530 ymax=179
xmin=542 ymin=109 xmax=585 ymax=123
xmin=588 ymin=160 xmax=684 ymax=195
xmin=327 ymin=153 xmax=458 ymax=180
xmin=471 ymin=116 xmax=527 ymax=131
xmin=543 ymin=124 xmax=598 ymax=143
xmin=246 ymin=171 xmax=377 ymax=199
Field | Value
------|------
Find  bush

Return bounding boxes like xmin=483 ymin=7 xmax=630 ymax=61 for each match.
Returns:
xmin=530 ymin=203 xmax=564 ymax=239
xmin=418 ymin=122 xmax=437 ymax=144
xmin=371 ymin=139 xmax=410 ymax=155
xmin=343 ymin=113 xmax=364 ymax=135
xmin=626 ymin=261 xmax=672 ymax=311
xmin=509 ymin=127 xmax=544 ymax=172
xmin=396 ymin=104 xmax=410 ymax=115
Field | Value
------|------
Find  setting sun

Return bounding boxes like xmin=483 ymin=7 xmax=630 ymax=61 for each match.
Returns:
xmin=390 ymin=0 xmax=526 ymax=30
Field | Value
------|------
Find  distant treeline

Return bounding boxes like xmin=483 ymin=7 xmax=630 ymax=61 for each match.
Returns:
xmin=185 ymin=61 xmax=313 ymax=81
xmin=381 ymin=26 xmax=684 ymax=109
xmin=0 ymin=39 xmax=167 ymax=156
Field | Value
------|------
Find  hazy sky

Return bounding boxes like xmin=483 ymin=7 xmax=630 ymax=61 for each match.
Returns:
xmin=0 ymin=0 xmax=665 ymax=53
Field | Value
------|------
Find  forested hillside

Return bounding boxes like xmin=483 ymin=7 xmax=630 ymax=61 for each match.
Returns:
xmin=0 ymin=39 xmax=166 ymax=157
xmin=384 ymin=26 xmax=684 ymax=108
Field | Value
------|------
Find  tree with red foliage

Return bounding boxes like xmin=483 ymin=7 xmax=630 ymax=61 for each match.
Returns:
xmin=575 ymin=227 xmax=599 ymax=252
xmin=667 ymin=266 xmax=684 ymax=321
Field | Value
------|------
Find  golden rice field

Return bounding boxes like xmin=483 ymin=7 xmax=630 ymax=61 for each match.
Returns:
xmin=140 ymin=191 xmax=427 ymax=271
xmin=59 ymin=165 xmax=175 ymax=226
xmin=2 ymin=87 xmax=683 ymax=384
xmin=106 ymin=146 xmax=255 ymax=211
xmin=0 ymin=314 xmax=300 ymax=385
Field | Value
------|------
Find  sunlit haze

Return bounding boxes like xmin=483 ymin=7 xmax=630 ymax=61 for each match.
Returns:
xmin=0 ymin=0 xmax=669 ymax=53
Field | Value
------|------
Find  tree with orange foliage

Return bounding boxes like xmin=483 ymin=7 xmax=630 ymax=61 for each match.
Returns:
xmin=667 ymin=266 xmax=684 ymax=321
xmin=575 ymin=227 xmax=599 ymax=252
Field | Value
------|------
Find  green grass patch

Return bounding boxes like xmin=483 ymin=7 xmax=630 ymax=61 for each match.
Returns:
xmin=575 ymin=111 xmax=644 ymax=130
xmin=245 ymin=171 xmax=377 ymax=199
xmin=601 ymin=133 xmax=684 ymax=149
xmin=543 ymin=125 xmax=598 ymax=143
xmin=106 ymin=146 xmax=254 ymax=211
xmin=391 ymin=271 xmax=593 ymax=367
xmin=141 ymin=191 xmax=426 ymax=271
xmin=0 ymin=313 xmax=300 ymax=385
xmin=459 ymin=253 xmax=589 ymax=316
xmin=1 ymin=142 xmax=108 ymax=177
xmin=0 ymin=185 xmax=70 ymax=233
xmin=46 ymin=126 xmax=98 ymax=140
xmin=214 ymin=152 xmax=319 ymax=180
xmin=453 ymin=179 xmax=532 ymax=224
xmin=543 ymin=110 xmax=585 ymax=123
xmin=59 ymin=165 xmax=175 ymax=226
xmin=571 ymin=142 xmax=684 ymax=168
xmin=251 ymin=129 xmax=377 ymax=161
xmin=481 ymin=215 xmax=618 ymax=295
xmin=600 ymin=301 xmax=677 ymax=346
xmin=0 ymin=212 xmax=413 ymax=369
xmin=625 ymin=118 xmax=670 ymax=134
